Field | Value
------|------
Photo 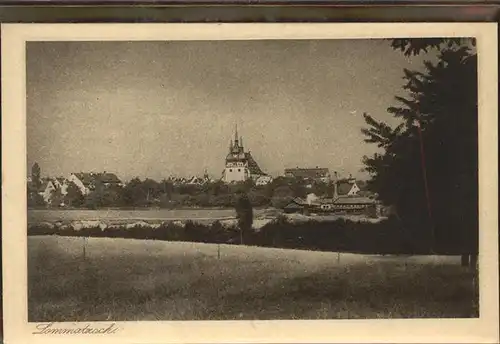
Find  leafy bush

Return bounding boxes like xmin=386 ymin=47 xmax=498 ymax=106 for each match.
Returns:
xmin=210 ymin=194 xmax=235 ymax=207
xmin=247 ymin=191 xmax=271 ymax=207
xmin=270 ymin=196 xmax=293 ymax=209
xmin=28 ymin=216 xmax=460 ymax=255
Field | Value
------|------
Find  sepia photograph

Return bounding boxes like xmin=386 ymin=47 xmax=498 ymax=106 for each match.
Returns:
xmin=1 ymin=22 xmax=498 ymax=344
xmin=25 ymin=36 xmax=481 ymax=322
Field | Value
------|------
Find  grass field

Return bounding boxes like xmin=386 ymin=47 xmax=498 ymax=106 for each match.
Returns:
xmin=28 ymin=236 xmax=479 ymax=321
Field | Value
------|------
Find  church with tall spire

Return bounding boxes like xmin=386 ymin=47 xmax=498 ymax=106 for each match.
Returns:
xmin=222 ymin=125 xmax=266 ymax=183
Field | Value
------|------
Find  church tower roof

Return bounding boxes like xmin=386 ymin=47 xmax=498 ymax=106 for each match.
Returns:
xmin=229 ymin=123 xmax=244 ymax=155
xmin=233 ymin=124 xmax=241 ymax=151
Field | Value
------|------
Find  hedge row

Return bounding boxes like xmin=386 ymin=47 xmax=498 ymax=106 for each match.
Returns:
xmin=28 ymin=217 xmax=469 ymax=255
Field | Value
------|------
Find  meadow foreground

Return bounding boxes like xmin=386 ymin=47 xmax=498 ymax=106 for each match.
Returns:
xmin=28 ymin=236 xmax=478 ymax=321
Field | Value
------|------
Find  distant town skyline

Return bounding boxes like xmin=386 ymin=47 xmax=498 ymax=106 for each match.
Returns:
xmin=27 ymin=40 xmax=432 ymax=182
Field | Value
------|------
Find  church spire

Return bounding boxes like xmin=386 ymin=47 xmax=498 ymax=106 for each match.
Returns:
xmin=234 ymin=124 xmax=239 ymax=146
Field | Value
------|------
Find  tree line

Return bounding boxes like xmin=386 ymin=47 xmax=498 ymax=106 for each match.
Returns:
xmin=28 ymin=173 xmax=354 ymax=210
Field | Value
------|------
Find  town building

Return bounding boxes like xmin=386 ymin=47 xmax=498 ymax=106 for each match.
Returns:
xmin=38 ymin=179 xmax=57 ymax=203
xmin=99 ymin=172 xmax=123 ymax=187
xmin=222 ymin=126 xmax=267 ymax=183
xmin=186 ymin=176 xmax=206 ymax=185
xmin=52 ymin=177 xmax=69 ymax=196
xmin=69 ymin=171 xmax=122 ymax=195
xmin=166 ymin=176 xmax=187 ymax=185
xmin=283 ymin=173 xmax=378 ymax=216
xmin=255 ymin=175 xmax=273 ymax=186
xmin=27 ymin=176 xmax=69 ymax=205
xmin=284 ymin=194 xmax=380 ymax=216
xmin=284 ymin=167 xmax=331 ymax=183
xmin=336 ymin=176 xmax=361 ymax=197
xmin=68 ymin=173 xmax=91 ymax=195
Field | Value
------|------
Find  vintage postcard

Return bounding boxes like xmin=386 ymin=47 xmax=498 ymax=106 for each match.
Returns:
xmin=2 ymin=22 xmax=498 ymax=344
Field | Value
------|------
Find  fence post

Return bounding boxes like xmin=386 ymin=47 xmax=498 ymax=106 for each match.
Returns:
xmin=217 ymin=243 xmax=221 ymax=260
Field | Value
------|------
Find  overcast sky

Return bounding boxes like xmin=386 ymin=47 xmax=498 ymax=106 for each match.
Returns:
xmin=27 ymin=40 xmax=430 ymax=182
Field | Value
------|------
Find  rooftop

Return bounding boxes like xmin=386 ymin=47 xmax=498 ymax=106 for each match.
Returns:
xmin=284 ymin=167 xmax=330 ymax=179
xmin=337 ymin=182 xmax=354 ymax=195
xmin=73 ymin=172 xmax=121 ymax=185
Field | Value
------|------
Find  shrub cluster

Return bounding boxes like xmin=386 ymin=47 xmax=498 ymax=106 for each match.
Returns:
xmin=28 ymin=217 xmax=465 ymax=255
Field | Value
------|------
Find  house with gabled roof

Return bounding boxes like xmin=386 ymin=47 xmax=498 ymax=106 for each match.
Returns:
xmin=68 ymin=173 xmax=93 ymax=195
xmin=284 ymin=167 xmax=331 ymax=183
xmin=38 ymin=179 xmax=57 ymax=203
xmin=256 ymin=175 xmax=273 ymax=186
xmin=99 ymin=172 xmax=122 ymax=186
xmin=335 ymin=176 xmax=360 ymax=197
xmin=187 ymin=176 xmax=206 ymax=185
xmin=51 ymin=177 xmax=69 ymax=195
xmin=69 ymin=171 xmax=122 ymax=195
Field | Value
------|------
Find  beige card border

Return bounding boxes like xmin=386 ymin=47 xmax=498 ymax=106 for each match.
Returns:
xmin=2 ymin=23 xmax=498 ymax=344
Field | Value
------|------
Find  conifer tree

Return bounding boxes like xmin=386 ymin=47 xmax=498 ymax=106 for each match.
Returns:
xmin=235 ymin=192 xmax=253 ymax=245
xmin=31 ymin=162 xmax=41 ymax=190
xmin=362 ymin=39 xmax=478 ymax=265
